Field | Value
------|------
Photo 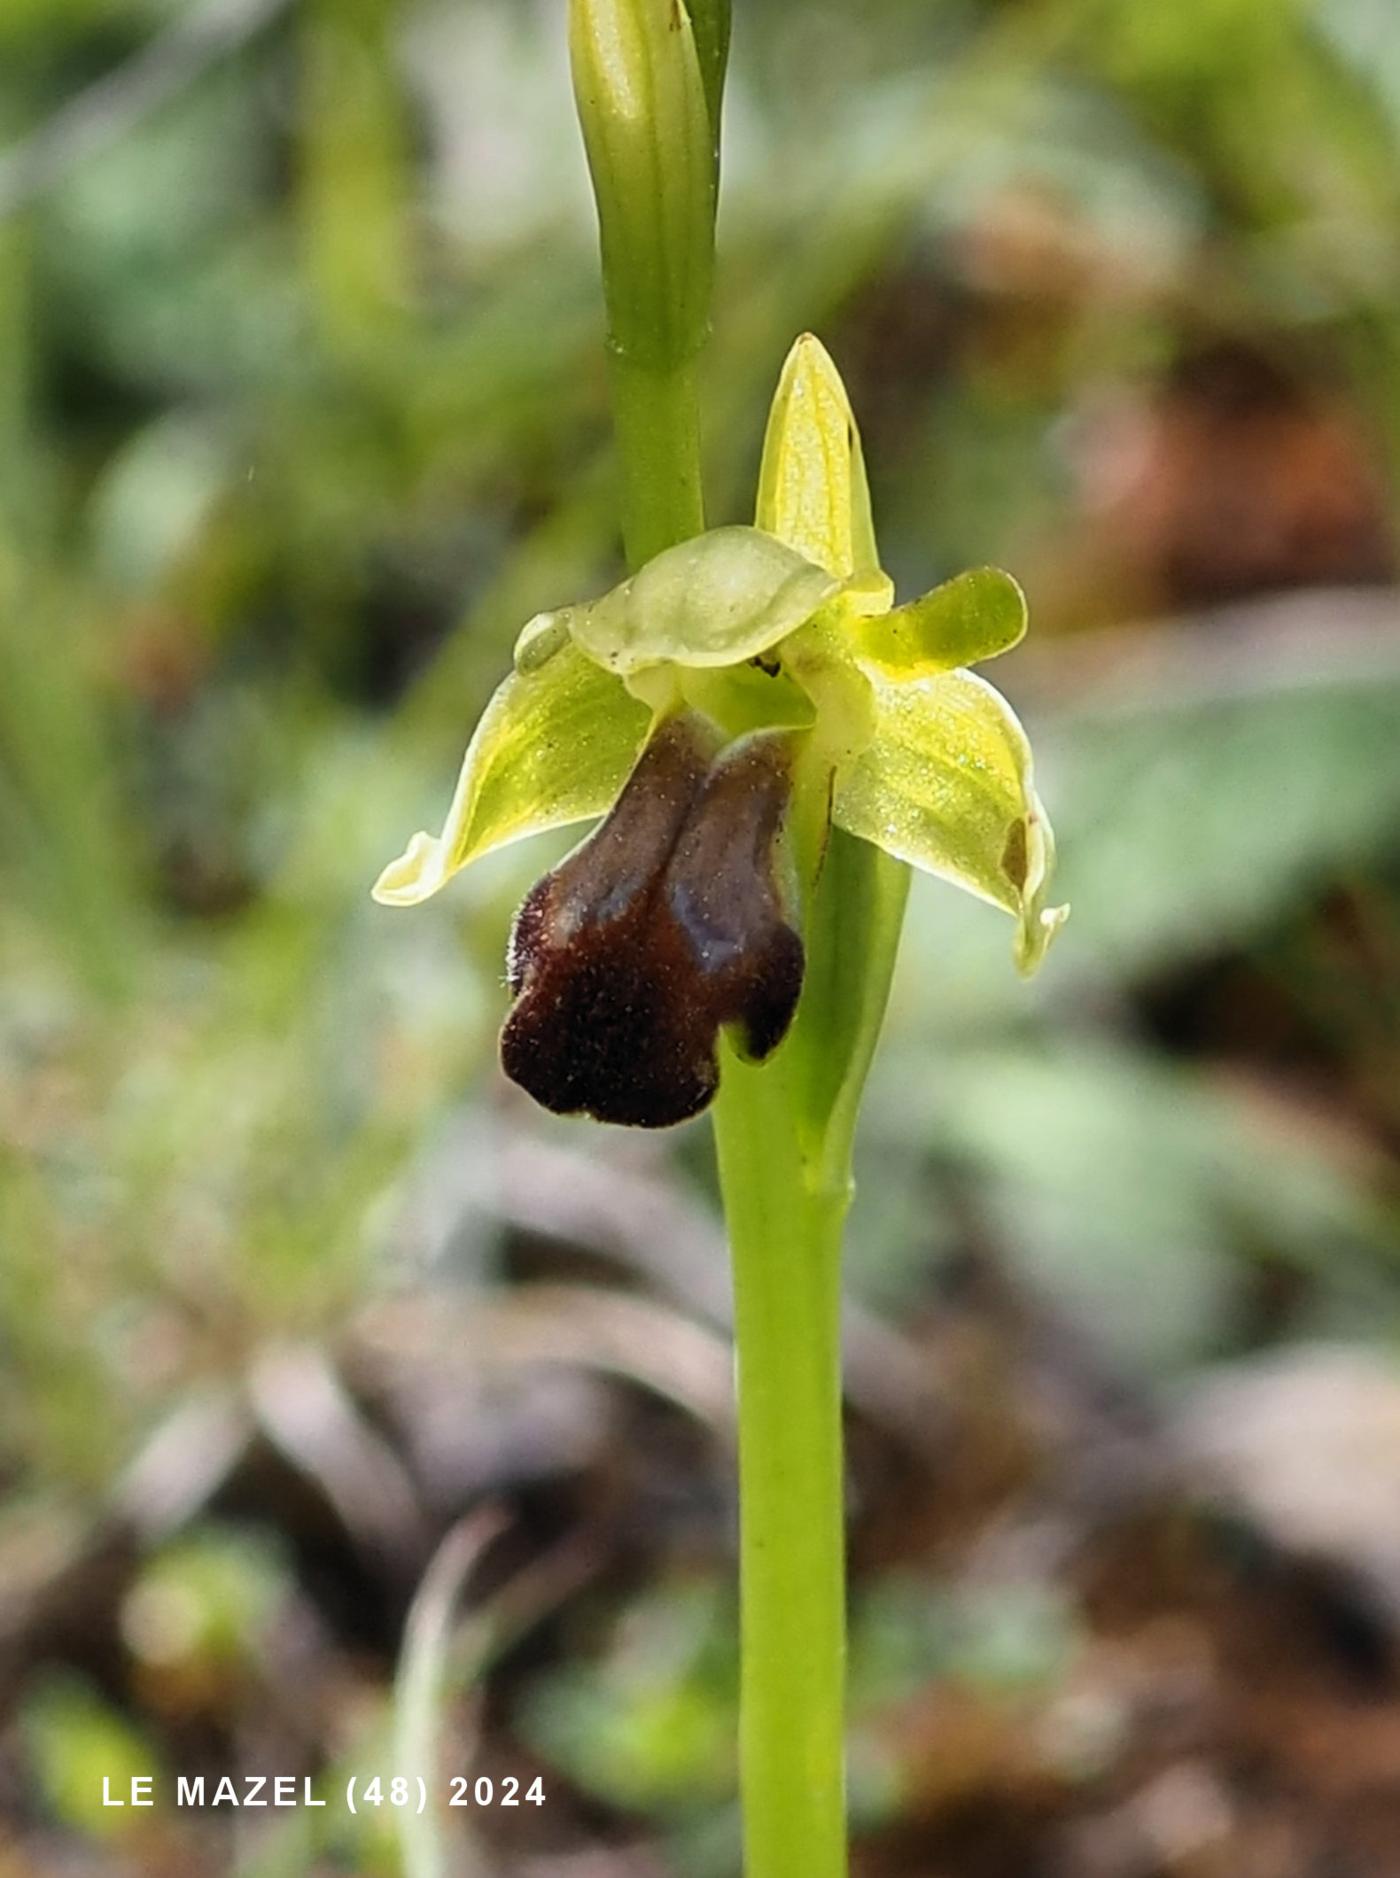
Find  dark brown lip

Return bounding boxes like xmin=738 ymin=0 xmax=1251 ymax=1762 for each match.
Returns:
xmin=500 ymin=715 xmax=805 ymax=1128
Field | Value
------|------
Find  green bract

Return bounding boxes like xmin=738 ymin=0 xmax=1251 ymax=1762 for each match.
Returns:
xmin=373 ymin=335 xmax=1067 ymax=973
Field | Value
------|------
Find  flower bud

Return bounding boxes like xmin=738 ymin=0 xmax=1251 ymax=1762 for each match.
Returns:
xmin=569 ymin=0 xmax=717 ymax=366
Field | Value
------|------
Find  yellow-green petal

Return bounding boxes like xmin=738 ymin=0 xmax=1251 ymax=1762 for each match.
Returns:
xmin=755 ymin=333 xmax=888 ymax=595
xmin=832 ymin=666 xmax=1068 ymax=972
xmin=856 ymin=568 xmax=1027 ymax=677
xmin=372 ymin=642 xmax=650 ymax=907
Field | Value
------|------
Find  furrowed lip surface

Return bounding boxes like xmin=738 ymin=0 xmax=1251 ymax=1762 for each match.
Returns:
xmin=501 ymin=716 xmax=805 ymax=1128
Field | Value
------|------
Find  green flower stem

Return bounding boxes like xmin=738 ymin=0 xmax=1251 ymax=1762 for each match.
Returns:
xmin=607 ymin=348 xmax=706 ymax=571
xmin=712 ymin=1046 xmax=848 ymax=1878
xmin=713 ymin=829 xmax=909 ymax=1878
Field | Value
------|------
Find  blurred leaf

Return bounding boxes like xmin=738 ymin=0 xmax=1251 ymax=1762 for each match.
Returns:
xmin=850 ymin=1577 xmax=1080 ymax=1710
xmin=869 ymin=1036 xmax=1388 ymax=1369
xmin=121 ymin=1527 xmax=288 ymax=1678
xmin=23 ymin=1674 xmax=163 ymax=1840
xmin=1055 ymin=665 xmax=1400 ymax=976
xmin=517 ymin=1580 xmax=737 ymax=1813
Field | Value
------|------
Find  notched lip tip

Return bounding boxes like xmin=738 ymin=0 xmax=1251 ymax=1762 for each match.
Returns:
xmin=498 ymin=1039 xmax=718 ymax=1132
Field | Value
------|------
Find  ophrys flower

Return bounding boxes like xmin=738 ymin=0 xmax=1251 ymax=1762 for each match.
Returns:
xmin=373 ymin=336 xmax=1067 ymax=1125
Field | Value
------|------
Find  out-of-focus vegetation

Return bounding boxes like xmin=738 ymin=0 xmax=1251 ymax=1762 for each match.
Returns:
xmin=2 ymin=0 xmax=1400 ymax=1872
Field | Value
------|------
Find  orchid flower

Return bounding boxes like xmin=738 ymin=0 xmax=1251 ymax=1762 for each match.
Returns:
xmin=372 ymin=335 xmax=1066 ymax=1126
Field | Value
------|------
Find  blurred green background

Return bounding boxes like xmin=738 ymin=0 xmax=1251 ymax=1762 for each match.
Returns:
xmin=3 ymin=0 xmax=1400 ymax=1872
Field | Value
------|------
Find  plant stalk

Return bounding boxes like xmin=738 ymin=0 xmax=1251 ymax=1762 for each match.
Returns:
xmin=712 ymin=823 xmax=907 ymax=1878
xmin=607 ymin=348 xmax=706 ymax=570
xmin=712 ymin=1047 xmax=849 ymax=1878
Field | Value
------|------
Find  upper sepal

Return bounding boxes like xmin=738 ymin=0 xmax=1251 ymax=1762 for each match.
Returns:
xmin=755 ymin=333 xmax=885 ymax=586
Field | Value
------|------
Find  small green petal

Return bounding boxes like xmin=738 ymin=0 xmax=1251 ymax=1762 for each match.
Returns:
xmin=856 ymin=568 xmax=1027 ymax=677
xmin=832 ymin=666 xmax=1067 ymax=972
xmin=372 ymin=642 xmax=650 ymax=907
xmin=565 ymin=525 xmax=837 ymax=676
xmin=755 ymin=333 xmax=886 ymax=586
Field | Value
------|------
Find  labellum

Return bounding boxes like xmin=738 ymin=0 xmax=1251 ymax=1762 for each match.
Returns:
xmin=501 ymin=714 xmax=805 ymax=1127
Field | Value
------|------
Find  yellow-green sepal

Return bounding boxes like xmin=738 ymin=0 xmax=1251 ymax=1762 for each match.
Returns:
xmin=562 ymin=525 xmax=837 ymax=676
xmin=855 ymin=568 xmax=1027 ymax=677
xmin=372 ymin=641 xmax=650 ymax=906
xmin=755 ymin=333 xmax=886 ymax=587
xmin=832 ymin=665 xmax=1068 ymax=973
